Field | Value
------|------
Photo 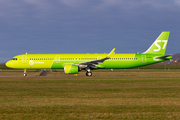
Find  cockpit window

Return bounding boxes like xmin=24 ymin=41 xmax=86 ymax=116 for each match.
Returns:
xmin=12 ymin=58 xmax=17 ymax=60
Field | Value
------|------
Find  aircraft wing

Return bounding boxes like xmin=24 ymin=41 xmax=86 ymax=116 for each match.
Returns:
xmin=76 ymin=48 xmax=115 ymax=69
xmin=155 ymin=55 xmax=172 ymax=60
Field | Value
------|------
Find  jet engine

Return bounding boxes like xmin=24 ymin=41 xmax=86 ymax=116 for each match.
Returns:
xmin=64 ymin=64 xmax=79 ymax=74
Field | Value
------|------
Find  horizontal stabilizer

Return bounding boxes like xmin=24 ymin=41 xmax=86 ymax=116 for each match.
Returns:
xmin=156 ymin=55 xmax=172 ymax=59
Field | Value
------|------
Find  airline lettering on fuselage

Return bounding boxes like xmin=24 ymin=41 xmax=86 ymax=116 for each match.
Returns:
xmin=35 ymin=61 xmax=44 ymax=64
xmin=154 ymin=40 xmax=167 ymax=51
xmin=29 ymin=60 xmax=44 ymax=65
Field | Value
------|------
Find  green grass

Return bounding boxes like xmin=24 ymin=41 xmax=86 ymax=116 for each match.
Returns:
xmin=0 ymin=64 xmax=10 ymax=69
xmin=0 ymin=71 xmax=180 ymax=119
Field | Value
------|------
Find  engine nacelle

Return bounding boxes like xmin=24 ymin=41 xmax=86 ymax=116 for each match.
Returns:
xmin=64 ymin=64 xmax=79 ymax=74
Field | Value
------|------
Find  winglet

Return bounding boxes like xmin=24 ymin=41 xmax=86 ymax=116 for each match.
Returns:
xmin=107 ymin=48 xmax=115 ymax=58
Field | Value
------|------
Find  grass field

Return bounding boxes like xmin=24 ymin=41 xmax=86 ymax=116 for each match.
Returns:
xmin=0 ymin=70 xmax=180 ymax=119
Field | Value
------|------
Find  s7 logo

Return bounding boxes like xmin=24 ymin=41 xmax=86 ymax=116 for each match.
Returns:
xmin=154 ymin=40 xmax=167 ymax=51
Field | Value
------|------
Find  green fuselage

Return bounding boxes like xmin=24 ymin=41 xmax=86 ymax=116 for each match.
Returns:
xmin=6 ymin=53 xmax=171 ymax=69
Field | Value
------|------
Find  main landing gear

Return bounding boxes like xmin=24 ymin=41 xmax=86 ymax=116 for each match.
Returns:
xmin=85 ymin=68 xmax=92 ymax=76
xmin=86 ymin=71 xmax=92 ymax=76
xmin=24 ymin=69 xmax=27 ymax=76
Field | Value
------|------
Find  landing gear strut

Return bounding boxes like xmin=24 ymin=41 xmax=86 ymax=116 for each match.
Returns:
xmin=85 ymin=67 xmax=92 ymax=76
xmin=24 ymin=69 xmax=27 ymax=76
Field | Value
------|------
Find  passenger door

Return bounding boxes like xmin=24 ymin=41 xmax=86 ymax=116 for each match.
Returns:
xmin=22 ymin=55 xmax=27 ymax=64
xmin=142 ymin=55 xmax=146 ymax=63
xmin=55 ymin=55 xmax=60 ymax=63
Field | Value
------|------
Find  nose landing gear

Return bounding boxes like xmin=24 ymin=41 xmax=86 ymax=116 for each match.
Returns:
xmin=24 ymin=69 xmax=27 ymax=76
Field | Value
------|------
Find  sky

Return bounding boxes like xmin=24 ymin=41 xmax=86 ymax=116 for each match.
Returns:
xmin=0 ymin=0 xmax=180 ymax=63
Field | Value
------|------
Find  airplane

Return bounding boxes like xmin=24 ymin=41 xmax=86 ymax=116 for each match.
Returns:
xmin=6 ymin=31 xmax=172 ymax=76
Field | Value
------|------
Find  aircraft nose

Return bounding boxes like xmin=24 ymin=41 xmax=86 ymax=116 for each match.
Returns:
xmin=6 ymin=61 xmax=12 ymax=68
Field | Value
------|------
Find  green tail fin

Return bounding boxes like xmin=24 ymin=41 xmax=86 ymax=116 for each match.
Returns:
xmin=144 ymin=31 xmax=170 ymax=55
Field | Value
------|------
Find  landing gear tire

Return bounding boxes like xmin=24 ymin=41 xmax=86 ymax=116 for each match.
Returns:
xmin=86 ymin=71 xmax=92 ymax=76
xmin=24 ymin=69 xmax=27 ymax=77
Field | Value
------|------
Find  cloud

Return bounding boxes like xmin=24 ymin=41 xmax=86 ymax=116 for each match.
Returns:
xmin=87 ymin=0 xmax=180 ymax=12
xmin=0 ymin=0 xmax=179 ymax=18
xmin=59 ymin=0 xmax=86 ymax=7
xmin=24 ymin=0 xmax=43 ymax=5
xmin=174 ymin=0 xmax=180 ymax=6
xmin=24 ymin=0 xmax=55 ymax=9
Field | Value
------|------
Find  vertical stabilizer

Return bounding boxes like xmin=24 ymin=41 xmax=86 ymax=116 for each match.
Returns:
xmin=144 ymin=31 xmax=170 ymax=54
